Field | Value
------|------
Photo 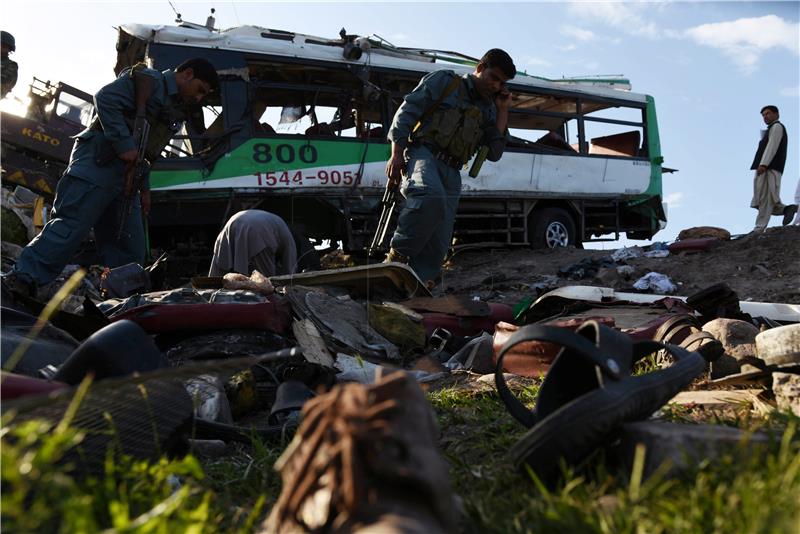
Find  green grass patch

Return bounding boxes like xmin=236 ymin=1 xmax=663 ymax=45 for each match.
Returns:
xmin=2 ymin=381 xmax=798 ymax=532
xmin=429 ymin=384 xmax=800 ymax=533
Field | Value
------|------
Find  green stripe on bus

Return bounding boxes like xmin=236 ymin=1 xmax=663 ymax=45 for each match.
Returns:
xmin=151 ymin=139 xmax=390 ymax=188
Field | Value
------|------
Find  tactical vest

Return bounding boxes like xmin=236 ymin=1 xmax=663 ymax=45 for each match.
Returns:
xmin=415 ymin=77 xmax=485 ymax=164
xmin=90 ymin=64 xmax=184 ymax=163
xmin=750 ymin=120 xmax=788 ymax=173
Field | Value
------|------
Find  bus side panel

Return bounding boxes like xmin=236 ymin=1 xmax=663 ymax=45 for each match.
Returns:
xmin=150 ymin=138 xmax=391 ymax=192
xmin=462 ymin=152 xmax=535 ymax=192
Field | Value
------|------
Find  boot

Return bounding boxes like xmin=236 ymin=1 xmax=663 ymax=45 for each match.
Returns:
xmin=383 ymin=248 xmax=409 ymax=265
xmin=261 ymin=372 xmax=457 ymax=533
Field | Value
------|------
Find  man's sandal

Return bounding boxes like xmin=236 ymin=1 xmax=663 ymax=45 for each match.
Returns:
xmin=495 ymin=321 xmax=705 ymax=485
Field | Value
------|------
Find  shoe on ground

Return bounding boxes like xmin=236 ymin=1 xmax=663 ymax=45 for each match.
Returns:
xmin=782 ymin=204 xmax=798 ymax=226
xmin=261 ymin=371 xmax=457 ymax=533
xmin=383 ymin=247 xmax=409 ymax=265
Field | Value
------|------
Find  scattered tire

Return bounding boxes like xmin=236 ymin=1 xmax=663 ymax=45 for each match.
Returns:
xmin=756 ymin=324 xmax=800 ymax=366
xmin=530 ymin=207 xmax=577 ymax=249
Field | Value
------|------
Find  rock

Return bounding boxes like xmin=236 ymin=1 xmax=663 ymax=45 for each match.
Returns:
xmin=616 ymin=265 xmax=636 ymax=280
xmin=756 ymin=324 xmax=800 ymax=365
xmin=702 ymin=318 xmax=759 ymax=362
xmin=773 ymin=373 xmax=800 ymax=416
xmin=609 ymin=421 xmax=769 ymax=479
xmin=677 ymin=226 xmax=731 ymax=241
xmin=594 ymin=267 xmax=621 ymax=287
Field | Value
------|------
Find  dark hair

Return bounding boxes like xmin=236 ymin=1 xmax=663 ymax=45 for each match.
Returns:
xmin=177 ymin=58 xmax=219 ymax=92
xmin=760 ymin=105 xmax=779 ymax=115
xmin=480 ymin=48 xmax=516 ymax=79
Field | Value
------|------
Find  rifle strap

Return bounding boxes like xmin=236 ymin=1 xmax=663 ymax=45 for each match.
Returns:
xmin=130 ymin=63 xmax=154 ymax=118
xmin=411 ymin=73 xmax=463 ymax=135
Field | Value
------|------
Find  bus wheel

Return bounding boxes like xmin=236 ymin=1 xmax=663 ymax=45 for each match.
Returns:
xmin=530 ymin=207 xmax=576 ymax=249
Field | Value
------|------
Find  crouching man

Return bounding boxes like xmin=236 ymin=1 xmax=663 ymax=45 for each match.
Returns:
xmin=384 ymin=49 xmax=515 ymax=287
xmin=209 ymin=210 xmax=297 ymax=277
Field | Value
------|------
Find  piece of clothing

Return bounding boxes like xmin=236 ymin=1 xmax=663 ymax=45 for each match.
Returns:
xmin=1 ymin=55 xmax=17 ymax=98
xmin=13 ymin=174 xmax=144 ymax=285
xmin=390 ymin=146 xmax=462 ymax=282
xmin=387 ymin=70 xmax=507 ymax=282
xmin=209 ymin=210 xmax=297 ymax=277
xmin=12 ymin=67 xmax=185 ymax=286
xmin=388 ymin=70 xmax=506 ymax=162
xmin=751 ymin=169 xmax=786 ymax=230
xmin=68 ymin=67 xmax=183 ymax=190
xmin=750 ymin=120 xmax=787 ymax=174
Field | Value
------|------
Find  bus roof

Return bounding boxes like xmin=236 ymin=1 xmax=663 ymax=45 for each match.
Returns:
xmin=121 ymin=22 xmax=649 ymax=104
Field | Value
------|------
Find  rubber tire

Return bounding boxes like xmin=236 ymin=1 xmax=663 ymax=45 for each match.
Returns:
xmin=756 ymin=324 xmax=800 ymax=366
xmin=530 ymin=207 xmax=577 ymax=249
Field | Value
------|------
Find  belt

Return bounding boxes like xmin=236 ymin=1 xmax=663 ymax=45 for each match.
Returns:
xmin=421 ymin=143 xmax=464 ymax=170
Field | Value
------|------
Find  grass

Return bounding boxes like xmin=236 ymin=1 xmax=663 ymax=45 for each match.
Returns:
xmin=2 ymin=380 xmax=799 ymax=533
xmin=428 ymin=383 xmax=800 ymax=534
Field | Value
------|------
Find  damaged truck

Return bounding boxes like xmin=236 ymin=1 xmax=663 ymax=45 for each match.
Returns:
xmin=4 ymin=18 xmax=670 ymax=276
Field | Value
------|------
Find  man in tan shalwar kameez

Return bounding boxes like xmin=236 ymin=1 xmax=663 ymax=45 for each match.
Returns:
xmin=750 ymin=105 xmax=797 ymax=232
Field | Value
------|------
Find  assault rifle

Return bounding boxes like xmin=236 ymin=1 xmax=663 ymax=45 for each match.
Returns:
xmin=116 ymin=115 xmax=150 ymax=240
xmin=368 ymin=180 xmax=399 ymax=257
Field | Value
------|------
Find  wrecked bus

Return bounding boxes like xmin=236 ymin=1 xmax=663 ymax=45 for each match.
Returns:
xmin=115 ymin=19 xmax=668 ymax=270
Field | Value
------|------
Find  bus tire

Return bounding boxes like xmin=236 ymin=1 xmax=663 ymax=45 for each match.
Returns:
xmin=530 ymin=207 xmax=577 ymax=249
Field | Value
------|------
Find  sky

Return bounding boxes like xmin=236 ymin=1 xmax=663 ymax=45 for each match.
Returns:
xmin=2 ymin=1 xmax=799 ymax=245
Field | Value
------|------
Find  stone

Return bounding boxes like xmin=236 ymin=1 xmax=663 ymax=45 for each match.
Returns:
xmin=756 ymin=324 xmax=800 ymax=366
xmin=702 ymin=318 xmax=759 ymax=362
xmin=669 ymin=389 xmax=763 ymax=408
xmin=677 ymin=226 xmax=731 ymax=241
xmin=773 ymin=373 xmax=800 ymax=416
xmin=594 ymin=267 xmax=621 ymax=287
xmin=609 ymin=421 xmax=769 ymax=479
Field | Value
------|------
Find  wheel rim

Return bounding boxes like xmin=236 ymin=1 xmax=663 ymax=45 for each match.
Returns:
xmin=545 ymin=222 xmax=569 ymax=248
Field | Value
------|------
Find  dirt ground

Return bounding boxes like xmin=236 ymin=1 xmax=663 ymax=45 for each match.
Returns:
xmin=438 ymin=225 xmax=800 ymax=305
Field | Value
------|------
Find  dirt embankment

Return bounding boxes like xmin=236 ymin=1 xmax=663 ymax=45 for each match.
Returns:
xmin=440 ymin=225 xmax=800 ymax=305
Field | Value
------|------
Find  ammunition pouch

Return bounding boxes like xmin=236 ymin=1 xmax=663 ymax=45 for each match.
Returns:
xmin=415 ymin=82 xmax=484 ymax=165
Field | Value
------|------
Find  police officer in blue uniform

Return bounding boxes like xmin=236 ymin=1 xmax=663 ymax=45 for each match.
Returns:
xmin=5 ymin=58 xmax=218 ymax=294
xmin=385 ymin=49 xmax=515 ymax=286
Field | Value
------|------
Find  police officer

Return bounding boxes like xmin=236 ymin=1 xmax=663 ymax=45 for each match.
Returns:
xmin=384 ymin=49 xmax=515 ymax=286
xmin=1 ymin=30 xmax=17 ymax=99
xmin=5 ymin=58 xmax=218 ymax=294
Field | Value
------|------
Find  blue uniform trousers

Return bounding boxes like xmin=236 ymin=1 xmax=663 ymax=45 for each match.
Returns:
xmin=390 ymin=146 xmax=461 ymax=282
xmin=13 ymin=174 xmax=144 ymax=285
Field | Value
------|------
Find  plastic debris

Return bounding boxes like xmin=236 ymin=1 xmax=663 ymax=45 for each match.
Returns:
xmin=633 ymin=272 xmax=677 ymax=294
xmin=611 ymin=246 xmax=644 ymax=261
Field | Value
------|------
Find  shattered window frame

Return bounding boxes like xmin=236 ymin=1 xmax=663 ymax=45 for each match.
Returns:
xmin=506 ymin=85 xmax=649 ymax=159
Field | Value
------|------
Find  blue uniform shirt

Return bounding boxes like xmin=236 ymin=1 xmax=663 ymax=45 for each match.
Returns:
xmin=65 ymin=67 xmax=182 ymax=186
xmin=387 ymin=70 xmax=507 ymax=161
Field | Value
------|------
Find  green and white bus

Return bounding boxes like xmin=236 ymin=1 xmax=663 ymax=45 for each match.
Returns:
xmin=116 ymin=19 xmax=668 ymax=268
